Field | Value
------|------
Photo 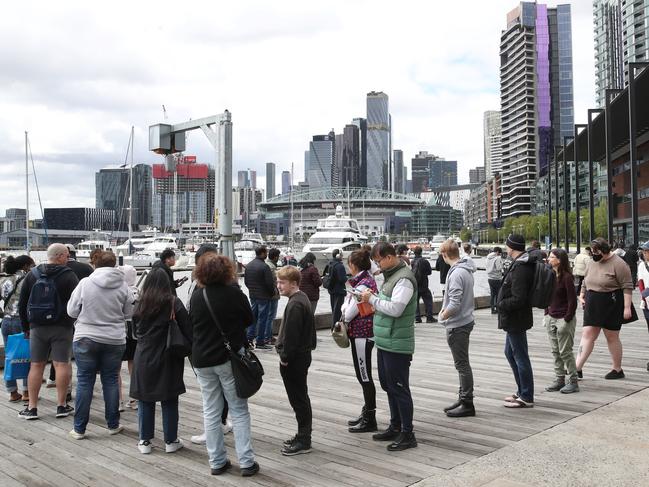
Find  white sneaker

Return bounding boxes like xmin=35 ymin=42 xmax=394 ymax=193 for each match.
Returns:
xmin=165 ymin=438 xmax=184 ymax=453
xmin=46 ymin=379 xmax=56 ymax=388
xmin=127 ymin=399 xmax=138 ymax=410
xmin=190 ymin=432 xmax=206 ymax=444
xmin=138 ymin=440 xmax=152 ymax=454
xmin=108 ymin=425 xmax=123 ymax=435
xmin=69 ymin=429 xmax=86 ymax=440
xmin=222 ymin=420 xmax=233 ymax=435
xmin=118 ymin=402 xmax=125 ymax=412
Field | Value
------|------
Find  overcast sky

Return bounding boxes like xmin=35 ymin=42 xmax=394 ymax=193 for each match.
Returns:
xmin=1 ymin=0 xmax=595 ymax=217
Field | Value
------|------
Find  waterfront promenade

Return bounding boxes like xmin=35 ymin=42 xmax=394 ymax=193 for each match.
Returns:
xmin=2 ymin=302 xmax=648 ymax=486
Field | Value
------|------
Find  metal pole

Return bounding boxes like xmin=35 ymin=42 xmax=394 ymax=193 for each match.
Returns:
xmin=627 ymin=63 xmax=649 ymax=246
xmin=563 ymin=136 xmax=572 ymax=253
xmin=574 ymin=125 xmax=586 ymax=254
xmin=548 ymin=148 xmax=553 ymax=246
xmin=128 ymin=126 xmax=134 ymax=251
xmin=605 ymin=89 xmax=622 ymax=243
xmin=217 ymin=112 xmax=234 ymax=261
xmin=587 ymin=109 xmax=604 ymax=242
xmin=25 ymin=131 xmax=30 ymax=252
xmin=554 ymin=146 xmax=560 ymax=248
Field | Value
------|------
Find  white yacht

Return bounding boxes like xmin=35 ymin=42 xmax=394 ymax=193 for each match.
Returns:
xmin=113 ymin=236 xmax=155 ymax=255
xmin=234 ymin=233 xmax=265 ymax=267
xmin=301 ymin=206 xmax=366 ymax=266
xmin=76 ymin=230 xmax=112 ymax=260
xmin=144 ymin=235 xmax=179 ymax=259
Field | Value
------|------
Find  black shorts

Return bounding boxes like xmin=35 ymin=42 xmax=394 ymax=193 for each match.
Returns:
xmin=583 ymin=289 xmax=624 ymax=331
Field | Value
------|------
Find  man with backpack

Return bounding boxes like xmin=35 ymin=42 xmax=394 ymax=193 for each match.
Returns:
xmin=18 ymin=243 xmax=79 ymax=420
xmin=411 ymin=247 xmax=436 ymax=323
xmin=497 ymin=234 xmax=538 ymax=409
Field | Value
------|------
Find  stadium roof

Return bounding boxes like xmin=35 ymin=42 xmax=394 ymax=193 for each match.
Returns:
xmin=262 ymin=187 xmax=423 ymax=206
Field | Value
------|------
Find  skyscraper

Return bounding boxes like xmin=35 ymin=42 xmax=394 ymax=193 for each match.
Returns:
xmin=594 ymin=0 xmax=649 ymax=107
xmin=266 ymin=162 xmax=276 ymax=200
xmin=499 ymin=2 xmax=574 ymax=218
xmin=342 ymin=124 xmax=360 ymax=187
xmin=393 ymin=149 xmax=404 ymax=193
xmin=96 ymin=164 xmax=152 ymax=230
xmin=332 ymin=133 xmax=344 ymax=187
xmin=250 ymin=170 xmax=257 ymax=190
xmin=237 ymin=170 xmax=249 ymax=188
xmin=351 ymin=118 xmax=368 ymax=187
xmin=483 ymin=111 xmax=503 ymax=178
xmin=281 ymin=170 xmax=291 ymax=195
xmin=469 ymin=167 xmax=486 ymax=184
xmin=366 ymin=91 xmax=391 ymax=189
xmin=410 ymin=152 xmax=457 ymax=192
xmin=307 ymin=131 xmax=335 ymax=188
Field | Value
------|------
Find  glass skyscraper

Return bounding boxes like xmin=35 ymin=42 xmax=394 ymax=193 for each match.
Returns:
xmin=366 ymin=92 xmax=391 ymax=190
xmin=266 ymin=162 xmax=276 ymax=200
xmin=95 ymin=164 xmax=152 ymax=230
xmin=499 ymin=2 xmax=574 ymax=218
xmin=307 ymin=131 xmax=335 ymax=188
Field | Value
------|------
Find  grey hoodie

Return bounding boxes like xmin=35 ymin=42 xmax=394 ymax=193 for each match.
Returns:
xmin=485 ymin=252 xmax=503 ymax=280
xmin=440 ymin=258 xmax=475 ymax=329
xmin=67 ymin=267 xmax=135 ymax=345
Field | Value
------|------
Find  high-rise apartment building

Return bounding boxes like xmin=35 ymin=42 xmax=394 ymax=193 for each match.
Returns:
xmin=250 ymin=170 xmax=257 ymax=190
xmin=351 ymin=118 xmax=368 ymax=187
xmin=499 ymin=2 xmax=574 ymax=218
xmin=483 ymin=111 xmax=503 ymax=178
xmin=594 ymin=0 xmax=649 ymax=107
xmin=411 ymin=152 xmax=457 ymax=192
xmin=307 ymin=131 xmax=335 ymax=188
xmin=96 ymin=164 xmax=152 ymax=230
xmin=152 ymin=157 xmax=214 ymax=230
xmin=281 ymin=170 xmax=291 ymax=195
xmin=469 ymin=167 xmax=486 ymax=184
xmin=265 ymin=162 xmax=276 ymax=200
xmin=366 ymin=91 xmax=391 ymax=189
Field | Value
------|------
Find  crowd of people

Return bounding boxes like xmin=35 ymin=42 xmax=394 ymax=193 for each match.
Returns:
xmin=1 ymin=234 xmax=648 ymax=477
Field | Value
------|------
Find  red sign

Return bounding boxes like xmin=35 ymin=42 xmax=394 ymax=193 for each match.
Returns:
xmin=183 ymin=155 xmax=197 ymax=163
xmin=152 ymin=163 xmax=209 ymax=179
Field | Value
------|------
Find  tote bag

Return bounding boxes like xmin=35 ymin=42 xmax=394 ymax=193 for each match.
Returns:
xmin=4 ymin=332 xmax=30 ymax=381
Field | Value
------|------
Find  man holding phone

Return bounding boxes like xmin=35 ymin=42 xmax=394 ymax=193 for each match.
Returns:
xmin=153 ymin=249 xmax=185 ymax=296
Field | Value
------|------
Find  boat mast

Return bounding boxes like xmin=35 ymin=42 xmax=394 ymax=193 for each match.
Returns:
xmin=289 ymin=162 xmax=294 ymax=250
xmin=25 ymin=131 xmax=29 ymax=252
xmin=128 ymin=126 xmax=134 ymax=252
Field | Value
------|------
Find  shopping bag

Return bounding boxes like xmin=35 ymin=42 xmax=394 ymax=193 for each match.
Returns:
xmin=4 ymin=332 xmax=30 ymax=381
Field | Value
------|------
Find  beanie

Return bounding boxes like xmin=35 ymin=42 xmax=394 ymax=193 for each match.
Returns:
xmin=506 ymin=234 xmax=526 ymax=252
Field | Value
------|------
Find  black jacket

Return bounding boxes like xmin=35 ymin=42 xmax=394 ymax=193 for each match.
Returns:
xmin=67 ymin=259 xmax=94 ymax=280
xmin=497 ymin=252 xmax=536 ymax=332
xmin=153 ymin=261 xmax=178 ymax=296
xmin=325 ymin=259 xmax=347 ymax=296
xmin=276 ymin=290 xmax=316 ymax=362
xmin=18 ymin=264 xmax=79 ymax=330
xmin=244 ymin=257 xmax=276 ymax=300
xmin=189 ymin=283 xmax=253 ymax=368
xmin=130 ymin=297 xmax=191 ymax=402
xmin=436 ymin=254 xmax=451 ymax=284
xmin=412 ymin=256 xmax=432 ymax=290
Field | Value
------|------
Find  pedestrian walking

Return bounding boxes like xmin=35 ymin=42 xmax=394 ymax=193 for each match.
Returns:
xmin=361 ymin=242 xmax=418 ymax=452
xmin=543 ymin=248 xmax=579 ymax=394
xmin=438 ymin=239 xmax=476 ymax=417
xmin=572 ymin=247 xmax=592 ymax=296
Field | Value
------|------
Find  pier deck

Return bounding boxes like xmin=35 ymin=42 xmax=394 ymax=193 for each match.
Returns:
xmin=1 ymin=305 xmax=648 ymax=486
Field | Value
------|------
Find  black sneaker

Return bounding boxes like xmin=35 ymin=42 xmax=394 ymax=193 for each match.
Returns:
xmin=283 ymin=435 xmax=297 ymax=447
xmin=18 ymin=407 xmax=38 ymax=420
xmin=426 ymin=317 xmax=437 ymax=323
xmin=604 ymin=369 xmax=625 ymax=380
xmin=210 ymin=459 xmax=232 ymax=476
xmin=56 ymin=404 xmax=74 ymax=418
xmin=415 ymin=319 xmax=422 ymax=323
xmin=240 ymin=461 xmax=260 ymax=477
xmin=281 ymin=438 xmax=312 ymax=456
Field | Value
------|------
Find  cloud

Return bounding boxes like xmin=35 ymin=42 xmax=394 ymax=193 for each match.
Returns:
xmin=0 ymin=0 xmax=596 ymax=217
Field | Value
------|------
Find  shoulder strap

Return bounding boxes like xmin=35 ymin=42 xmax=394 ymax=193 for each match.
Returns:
xmin=3 ymin=274 xmax=26 ymax=306
xmin=202 ymin=288 xmax=231 ymax=350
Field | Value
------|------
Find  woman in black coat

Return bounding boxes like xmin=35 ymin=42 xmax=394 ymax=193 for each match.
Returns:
xmin=130 ymin=268 xmax=192 ymax=455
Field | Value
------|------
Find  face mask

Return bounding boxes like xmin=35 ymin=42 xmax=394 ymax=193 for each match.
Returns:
xmin=592 ymin=254 xmax=603 ymax=262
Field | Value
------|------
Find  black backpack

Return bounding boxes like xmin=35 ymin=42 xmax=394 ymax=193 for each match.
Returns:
xmin=529 ymin=260 xmax=556 ymax=309
xmin=27 ymin=267 xmax=72 ymax=325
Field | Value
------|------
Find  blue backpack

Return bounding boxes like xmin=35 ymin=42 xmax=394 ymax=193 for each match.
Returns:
xmin=27 ymin=267 xmax=72 ymax=325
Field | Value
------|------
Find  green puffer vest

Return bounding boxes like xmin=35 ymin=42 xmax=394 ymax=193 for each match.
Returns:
xmin=373 ymin=261 xmax=417 ymax=354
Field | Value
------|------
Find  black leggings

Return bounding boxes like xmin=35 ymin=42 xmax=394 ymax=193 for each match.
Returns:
xmin=350 ymin=338 xmax=376 ymax=410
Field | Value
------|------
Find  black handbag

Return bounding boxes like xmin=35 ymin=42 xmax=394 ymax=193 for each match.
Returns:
xmin=166 ymin=300 xmax=191 ymax=358
xmin=202 ymin=289 xmax=264 ymax=398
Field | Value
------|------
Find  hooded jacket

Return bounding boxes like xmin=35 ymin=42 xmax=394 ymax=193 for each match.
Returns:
xmin=440 ymin=258 xmax=476 ymax=329
xmin=572 ymin=248 xmax=591 ymax=277
xmin=67 ymin=267 xmax=135 ymax=345
xmin=485 ymin=252 xmax=504 ymax=280
xmin=497 ymin=251 xmax=537 ymax=332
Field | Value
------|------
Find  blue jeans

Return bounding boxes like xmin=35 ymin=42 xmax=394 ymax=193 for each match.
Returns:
xmin=247 ymin=298 xmax=272 ymax=344
xmin=72 ymin=338 xmax=125 ymax=433
xmin=1 ymin=316 xmax=27 ymax=393
xmin=195 ymin=361 xmax=255 ymax=469
xmin=504 ymin=331 xmax=534 ymax=402
xmin=138 ymin=397 xmax=178 ymax=443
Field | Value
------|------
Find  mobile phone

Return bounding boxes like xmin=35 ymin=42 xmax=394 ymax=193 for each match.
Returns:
xmin=347 ymin=289 xmax=364 ymax=298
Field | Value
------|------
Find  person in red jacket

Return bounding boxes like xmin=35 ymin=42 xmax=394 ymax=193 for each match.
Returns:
xmin=543 ymin=248 xmax=579 ymax=394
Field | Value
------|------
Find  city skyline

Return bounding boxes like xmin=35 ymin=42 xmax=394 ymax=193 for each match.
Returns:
xmin=0 ymin=1 xmax=595 ymax=215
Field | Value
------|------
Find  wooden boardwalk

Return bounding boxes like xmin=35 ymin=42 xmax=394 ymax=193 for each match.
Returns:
xmin=2 ymin=305 xmax=648 ymax=487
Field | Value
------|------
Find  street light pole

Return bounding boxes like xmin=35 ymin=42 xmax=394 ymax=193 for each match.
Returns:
xmin=537 ymin=222 xmax=541 ymax=243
